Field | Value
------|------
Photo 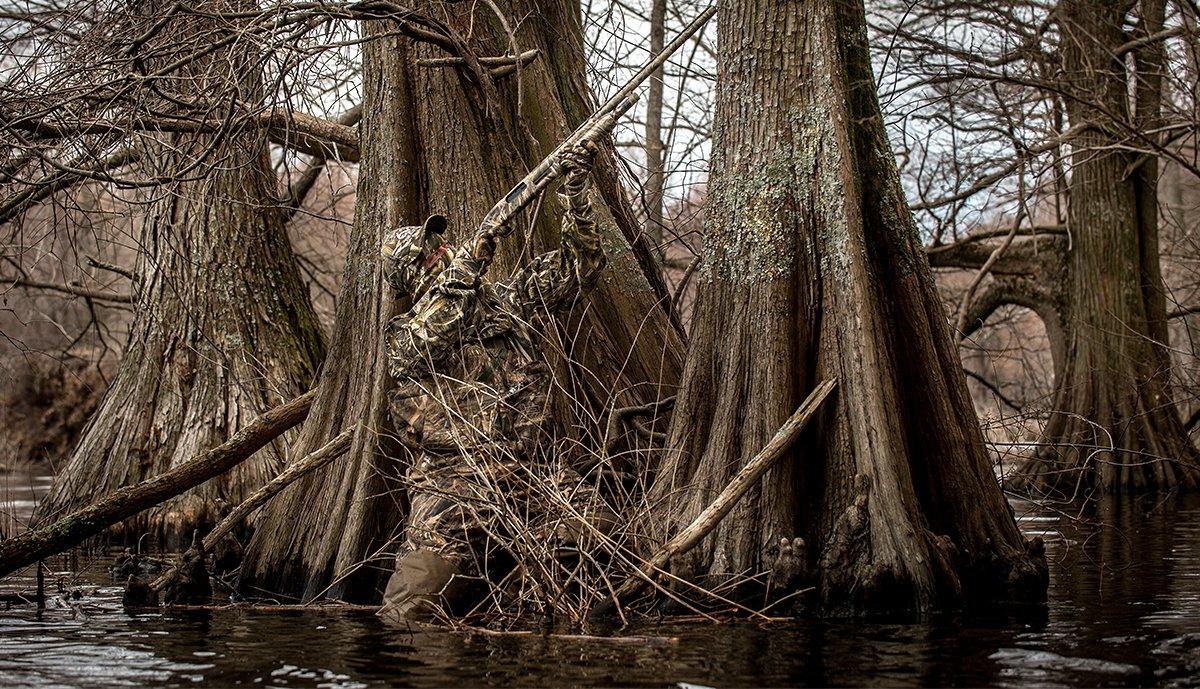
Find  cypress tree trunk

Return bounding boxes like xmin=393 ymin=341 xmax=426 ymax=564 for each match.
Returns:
xmin=238 ymin=1 xmax=685 ymax=602
xmin=236 ymin=21 xmax=419 ymax=602
xmin=401 ymin=0 xmax=685 ymax=417
xmin=36 ymin=3 xmax=325 ymax=547
xmin=649 ymin=0 xmax=1045 ymax=615
xmin=1010 ymin=0 xmax=1200 ymax=495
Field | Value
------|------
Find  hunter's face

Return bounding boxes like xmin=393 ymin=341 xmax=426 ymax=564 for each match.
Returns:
xmin=382 ymin=215 xmax=451 ymax=300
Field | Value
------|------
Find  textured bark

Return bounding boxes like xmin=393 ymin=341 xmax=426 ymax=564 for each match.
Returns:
xmin=237 ymin=22 xmax=419 ymax=603
xmin=399 ymin=0 xmax=686 ymax=418
xmin=649 ymin=0 xmax=1046 ymax=615
xmin=36 ymin=2 xmax=326 ymax=547
xmin=1010 ymin=0 xmax=1200 ymax=495
xmin=238 ymin=2 xmax=685 ymax=602
xmin=604 ymin=381 xmax=835 ymax=611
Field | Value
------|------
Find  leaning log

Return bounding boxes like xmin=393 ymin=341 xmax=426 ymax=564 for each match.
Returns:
xmin=594 ymin=379 xmax=837 ymax=616
xmin=0 ymin=390 xmax=316 ymax=578
xmin=150 ymin=427 xmax=354 ymax=593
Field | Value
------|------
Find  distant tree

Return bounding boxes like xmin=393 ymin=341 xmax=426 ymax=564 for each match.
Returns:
xmin=911 ymin=0 xmax=1200 ymax=494
xmin=1007 ymin=0 xmax=1200 ymax=494
xmin=643 ymin=0 xmax=668 ymax=249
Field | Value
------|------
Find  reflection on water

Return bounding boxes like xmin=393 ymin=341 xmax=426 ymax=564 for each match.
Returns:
xmin=3 ymin=469 xmax=1200 ymax=687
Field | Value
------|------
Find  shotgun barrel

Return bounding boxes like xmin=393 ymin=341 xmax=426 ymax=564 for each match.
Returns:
xmin=470 ymin=5 xmax=717 ymax=268
xmin=476 ymin=94 xmax=638 ymax=242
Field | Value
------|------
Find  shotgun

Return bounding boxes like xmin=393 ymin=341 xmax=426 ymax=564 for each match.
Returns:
xmin=469 ymin=5 xmax=717 ymax=271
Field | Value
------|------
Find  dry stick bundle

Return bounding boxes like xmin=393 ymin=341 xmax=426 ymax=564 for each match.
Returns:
xmin=151 ymin=428 xmax=355 ymax=593
xmin=594 ymin=379 xmax=838 ymax=617
xmin=0 ymin=390 xmax=317 ymax=578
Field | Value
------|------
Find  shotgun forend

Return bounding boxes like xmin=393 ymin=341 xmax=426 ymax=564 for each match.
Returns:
xmin=475 ymin=94 xmax=638 ymax=244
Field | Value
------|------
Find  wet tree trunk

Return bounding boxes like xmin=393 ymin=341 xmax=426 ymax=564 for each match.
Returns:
xmin=1010 ymin=0 xmax=1200 ymax=495
xmin=238 ymin=2 xmax=685 ymax=602
xmin=649 ymin=0 xmax=1046 ymax=615
xmin=36 ymin=3 xmax=325 ymax=547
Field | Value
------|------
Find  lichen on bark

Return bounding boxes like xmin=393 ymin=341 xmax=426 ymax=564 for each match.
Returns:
xmin=648 ymin=0 xmax=1046 ymax=616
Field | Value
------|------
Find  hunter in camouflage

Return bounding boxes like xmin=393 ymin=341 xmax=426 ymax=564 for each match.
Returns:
xmin=377 ymin=142 xmax=614 ymax=623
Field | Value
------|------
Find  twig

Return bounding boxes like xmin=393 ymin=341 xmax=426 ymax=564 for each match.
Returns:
xmin=603 ymin=396 xmax=676 ymax=455
xmin=1 ymin=276 xmax=133 ymax=303
xmin=0 ymin=148 xmax=139 ymax=229
xmin=416 ymin=48 xmax=540 ymax=77
xmin=954 ymin=173 xmax=1027 ymax=336
xmin=84 ymin=256 xmax=142 ymax=287
xmin=672 ymin=256 xmax=701 ymax=311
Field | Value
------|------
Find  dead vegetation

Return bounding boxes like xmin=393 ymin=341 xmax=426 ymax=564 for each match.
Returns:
xmin=2 ymin=0 xmax=1199 ymax=629
xmin=0 ymin=357 xmax=106 ymax=473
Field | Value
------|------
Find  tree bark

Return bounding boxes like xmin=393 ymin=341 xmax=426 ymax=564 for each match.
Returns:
xmin=603 ymin=380 xmax=835 ymax=612
xmin=35 ymin=2 xmax=326 ymax=547
xmin=649 ymin=0 xmax=1046 ymax=615
xmin=1009 ymin=0 xmax=1200 ymax=495
xmin=398 ymin=0 xmax=686 ymax=418
xmin=237 ymin=21 xmax=420 ymax=603
xmin=237 ymin=2 xmax=686 ymax=603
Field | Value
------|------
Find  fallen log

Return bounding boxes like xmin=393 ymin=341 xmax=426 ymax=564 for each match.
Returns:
xmin=151 ymin=427 xmax=355 ymax=593
xmin=593 ymin=379 xmax=837 ymax=617
xmin=0 ymin=390 xmax=317 ymax=579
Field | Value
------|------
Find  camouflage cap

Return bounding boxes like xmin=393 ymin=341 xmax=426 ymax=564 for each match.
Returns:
xmin=382 ymin=214 xmax=451 ymax=297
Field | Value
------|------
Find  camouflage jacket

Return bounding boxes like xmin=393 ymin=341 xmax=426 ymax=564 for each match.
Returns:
xmin=383 ymin=182 xmax=605 ymax=461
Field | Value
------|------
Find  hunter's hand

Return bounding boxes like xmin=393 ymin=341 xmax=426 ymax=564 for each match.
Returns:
xmin=561 ymin=141 xmax=596 ymax=193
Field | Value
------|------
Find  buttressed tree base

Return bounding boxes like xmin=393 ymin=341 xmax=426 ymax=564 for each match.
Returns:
xmin=649 ymin=0 xmax=1047 ymax=616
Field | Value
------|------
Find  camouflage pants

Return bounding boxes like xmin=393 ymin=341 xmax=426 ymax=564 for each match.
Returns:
xmin=379 ymin=452 xmax=615 ymax=623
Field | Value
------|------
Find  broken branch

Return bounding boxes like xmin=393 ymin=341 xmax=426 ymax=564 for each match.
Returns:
xmin=151 ymin=427 xmax=354 ymax=592
xmin=594 ymin=379 xmax=837 ymax=615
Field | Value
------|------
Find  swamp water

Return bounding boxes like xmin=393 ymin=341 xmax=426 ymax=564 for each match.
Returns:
xmin=2 ymin=470 xmax=1200 ymax=688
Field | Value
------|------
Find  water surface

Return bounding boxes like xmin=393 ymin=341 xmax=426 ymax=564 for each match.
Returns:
xmin=3 ymin=471 xmax=1199 ymax=688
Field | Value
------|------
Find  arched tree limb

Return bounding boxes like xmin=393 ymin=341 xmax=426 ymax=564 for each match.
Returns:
xmin=926 ymin=230 xmax=1066 ymax=275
